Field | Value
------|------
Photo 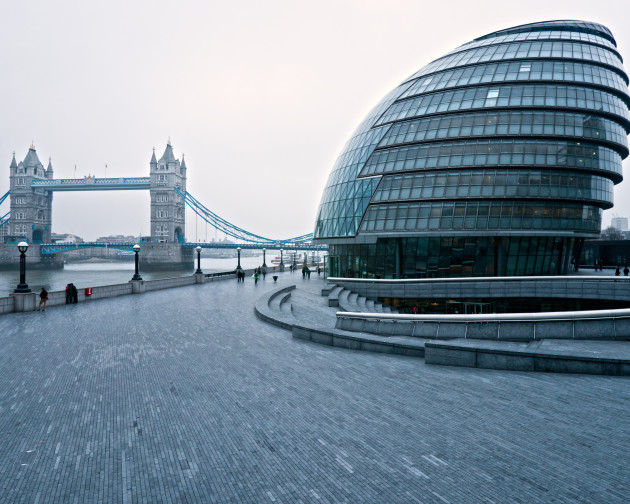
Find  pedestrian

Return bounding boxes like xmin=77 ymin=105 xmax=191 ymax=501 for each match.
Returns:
xmin=624 ymin=266 xmax=629 ymax=276
xmin=307 ymin=267 xmax=311 ymax=279
xmin=37 ymin=287 xmax=48 ymax=311
xmin=71 ymin=283 xmax=78 ymax=303
xmin=65 ymin=284 xmax=72 ymax=303
xmin=413 ymin=306 xmax=417 ymax=315
xmin=254 ymin=270 xmax=259 ymax=284
xmin=317 ymin=266 xmax=321 ymax=276
xmin=302 ymin=265 xmax=306 ymax=278
xmin=616 ymin=266 xmax=621 ymax=276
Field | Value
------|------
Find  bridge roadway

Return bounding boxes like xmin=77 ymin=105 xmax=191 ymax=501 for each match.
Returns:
xmin=0 ymin=273 xmax=628 ymax=503
xmin=39 ymin=241 xmax=328 ymax=255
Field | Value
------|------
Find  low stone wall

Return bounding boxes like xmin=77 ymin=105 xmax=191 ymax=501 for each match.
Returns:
xmin=0 ymin=269 xmax=241 ymax=315
xmin=424 ymin=340 xmax=630 ymax=376
xmin=0 ymin=295 xmax=14 ymax=315
xmin=327 ymin=276 xmax=630 ymax=303
xmin=335 ymin=309 xmax=630 ymax=341
xmin=144 ymin=276 xmax=196 ymax=292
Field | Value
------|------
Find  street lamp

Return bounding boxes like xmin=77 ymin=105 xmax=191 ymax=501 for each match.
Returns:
xmin=195 ymin=246 xmax=203 ymax=274
xmin=14 ymin=241 xmax=31 ymax=293
xmin=236 ymin=247 xmax=242 ymax=271
xmin=280 ymin=248 xmax=284 ymax=266
xmin=303 ymin=252 xmax=307 ymax=266
xmin=132 ymin=244 xmax=142 ymax=281
xmin=262 ymin=248 xmax=267 ymax=268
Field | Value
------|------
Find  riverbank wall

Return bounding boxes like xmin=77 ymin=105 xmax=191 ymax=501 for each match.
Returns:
xmin=0 ymin=267 xmax=261 ymax=315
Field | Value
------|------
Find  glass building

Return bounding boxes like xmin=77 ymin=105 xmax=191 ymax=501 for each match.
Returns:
xmin=314 ymin=20 xmax=630 ymax=278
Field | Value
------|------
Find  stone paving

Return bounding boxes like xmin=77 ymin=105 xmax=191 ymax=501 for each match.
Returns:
xmin=0 ymin=272 xmax=629 ymax=503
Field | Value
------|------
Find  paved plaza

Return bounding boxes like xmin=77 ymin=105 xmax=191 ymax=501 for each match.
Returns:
xmin=0 ymin=272 xmax=628 ymax=503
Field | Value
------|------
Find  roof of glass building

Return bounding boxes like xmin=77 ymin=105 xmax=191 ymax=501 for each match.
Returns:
xmin=314 ymin=20 xmax=630 ymax=242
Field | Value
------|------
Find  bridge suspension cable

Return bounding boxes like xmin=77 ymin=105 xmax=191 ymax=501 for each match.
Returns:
xmin=0 ymin=190 xmax=9 ymax=207
xmin=175 ymin=187 xmax=314 ymax=245
xmin=0 ymin=191 xmax=9 ymax=230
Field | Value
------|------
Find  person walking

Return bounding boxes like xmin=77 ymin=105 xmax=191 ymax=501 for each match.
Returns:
xmin=254 ymin=270 xmax=260 ymax=284
xmin=624 ymin=266 xmax=629 ymax=276
xmin=37 ymin=287 xmax=48 ymax=311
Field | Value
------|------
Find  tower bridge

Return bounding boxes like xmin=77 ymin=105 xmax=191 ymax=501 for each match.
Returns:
xmin=0 ymin=141 xmax=322 ymax=268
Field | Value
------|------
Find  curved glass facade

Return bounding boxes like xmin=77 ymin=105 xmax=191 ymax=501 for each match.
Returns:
xmin=314 ymin=20 xmax=630 ymax=278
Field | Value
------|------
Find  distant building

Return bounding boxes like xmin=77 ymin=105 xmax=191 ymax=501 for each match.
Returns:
xmin=51 ymin=233 xmax=84 ymax=244
xmin=95 ymin=234 xmax=139 ymax=244
xmin=611 ymin=217 xmax=628 ymax=231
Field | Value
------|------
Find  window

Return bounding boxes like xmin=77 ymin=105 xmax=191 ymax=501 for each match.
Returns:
xmin=157 ymin=174 xmax=167 ymax=183
xmin=485 ymin=88 xmax=499 ymax=106
xmin=155 ymin=193 xmax=168 ymax=202
xmin=157 ymin=210 xmax=168 ymax=218
xmin=519 ymin=63 xmax=531 ymax=72
xmin=14 ymin=212 xmax=27 ymax=220
xmin=154 ymin=225 xmax=169 ymax=237
xmin=14 ymin=225 xmax=26 ymax=235
xmin=16 ymin=177 xmax=25 ymax=186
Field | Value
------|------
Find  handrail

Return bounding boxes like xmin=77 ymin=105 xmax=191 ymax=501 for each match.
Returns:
xmin=328 ymin=275 xmax=630 ymax=284
xmin=336 ymin=307 xmax=630 ymax=323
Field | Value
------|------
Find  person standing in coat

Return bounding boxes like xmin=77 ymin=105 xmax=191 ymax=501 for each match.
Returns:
xmin=38 ymin=287 xmax=48 ymax=311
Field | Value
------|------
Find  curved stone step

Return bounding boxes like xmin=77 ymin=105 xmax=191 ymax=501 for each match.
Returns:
xmin=339 ymin=288 xmax=351 ymax=308
xmin=357 ymin=296 xmax=367 ymax=311
xmin=321 ymin=284 xmax=337 ymax=296
xmin=366 ymin=299 xmax=375 ymax=311
xmin=328 ymin=286 xmax=343 ymax=307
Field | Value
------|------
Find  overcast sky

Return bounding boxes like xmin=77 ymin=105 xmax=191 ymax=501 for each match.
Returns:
xmin=1 ymin=0 xmax=629 ymax=241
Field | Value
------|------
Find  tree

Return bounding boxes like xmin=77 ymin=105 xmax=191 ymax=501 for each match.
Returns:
xmin=602 ymin=226 xmax=624 ymax=240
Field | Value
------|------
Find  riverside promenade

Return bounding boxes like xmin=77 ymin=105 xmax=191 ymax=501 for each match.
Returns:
xmin=0 ymin=272 xmax=628 ymax=503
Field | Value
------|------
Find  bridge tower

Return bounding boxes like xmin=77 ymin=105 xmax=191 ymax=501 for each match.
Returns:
xmin=150 ymin=140 xmax=186 ymax=243
xmin=9 ymin=145 xmax=53 ymax=243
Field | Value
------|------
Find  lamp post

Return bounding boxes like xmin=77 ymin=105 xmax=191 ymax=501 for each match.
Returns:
xmin=236 ymin=247 xmax=242 ymax=271
xmin=132 ymin=244 xmax=142 ymax=281
xmin=14 ymin=241 xmax=31 ymax=293
xmin=262 ymin=248 xmax=267 ymax=268
xmin=303 ymin=252 xmax=307 ymax=266
xmin=195 ymin=246 xmax=203 ymax=274
xmin=279 ymin=248 xmax=284 ymax=272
